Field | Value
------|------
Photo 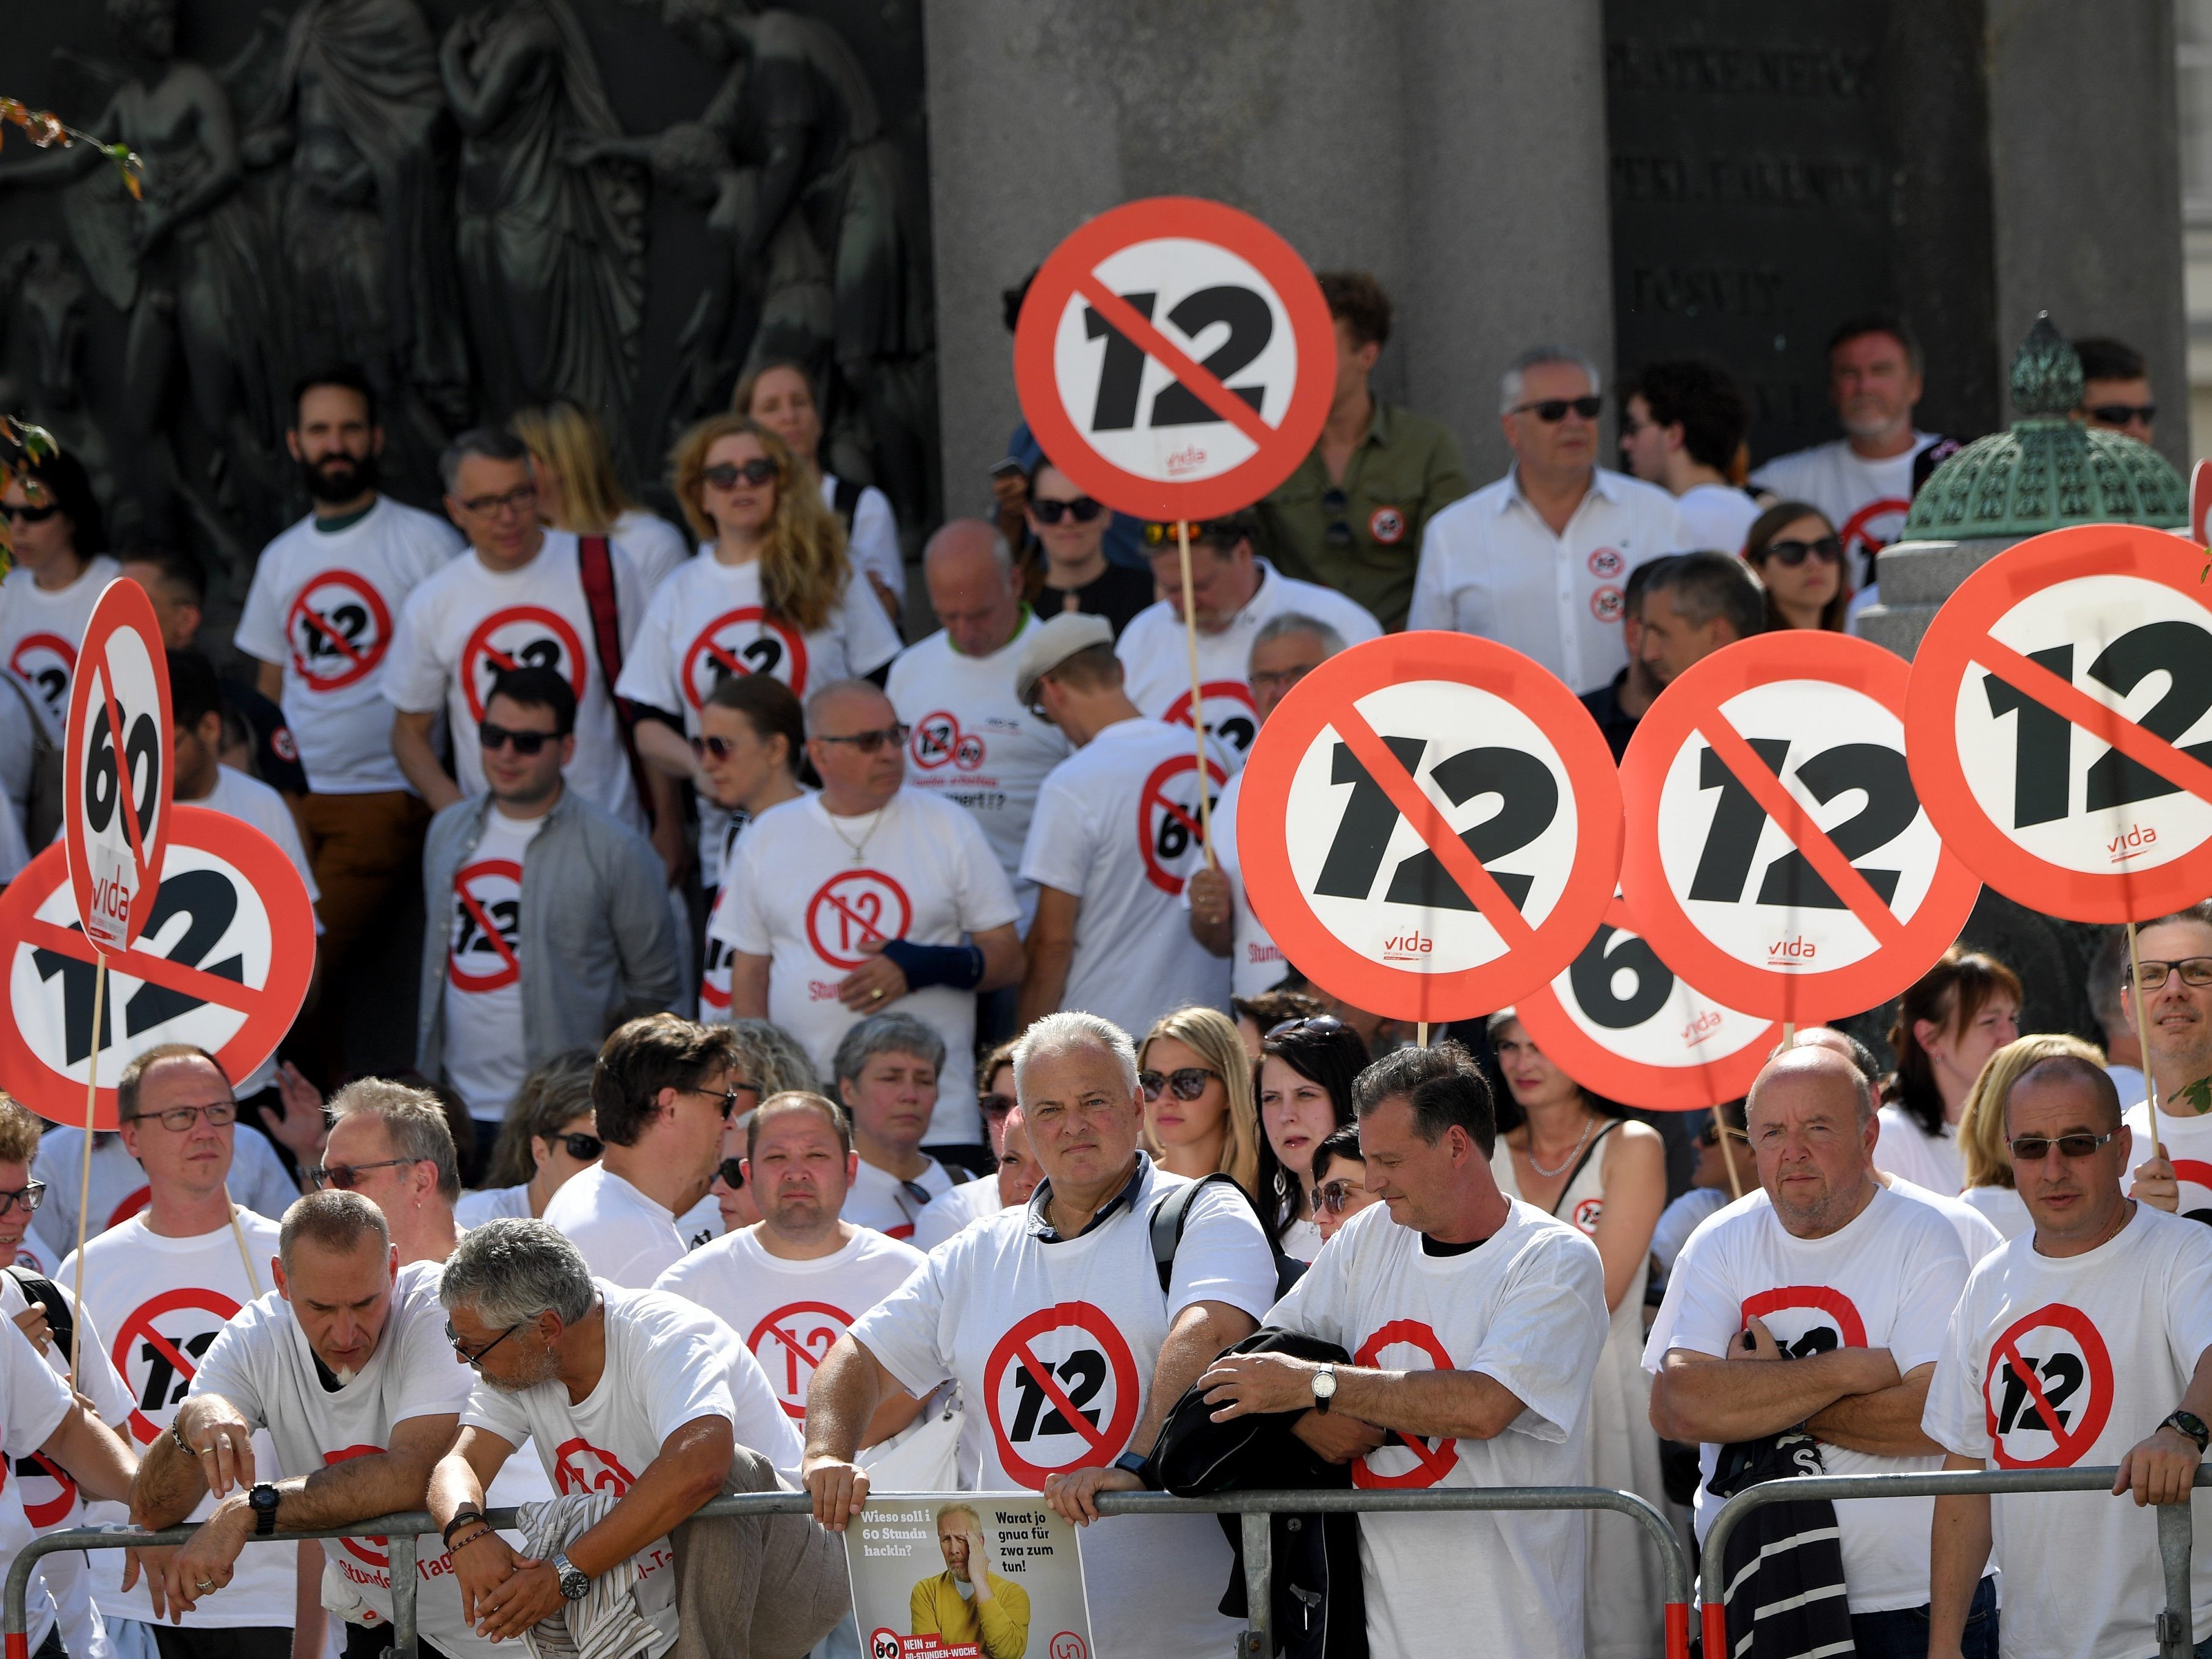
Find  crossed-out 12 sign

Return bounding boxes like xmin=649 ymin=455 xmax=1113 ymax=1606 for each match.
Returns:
xmin=111 ymin=1285 xmax=244 ymax=1444
xmin=461 ymin=606 xmax=587 ymax=721
xmin=909 ymin=711 xmax=986 ymax=772
xmin=1904 ymin=524 xmax=2212 ymax=923
xmin=1138 ymin=752 xmax=1227 ymax=896
xmin=9 ymin=633 xmax=73 ymax=729
xmin=749 ymin=1301 xmax=855 ymax=1418
xmin=1238 ymin=633 xmax=1621 ymax=1023
xmin=448 ymin=859 xmax=523 ymax=993
xmin=1163 ymin=681 xmax=1259 ymax=763
xmin=984 ymin=1304 xmax=1140 ymax=1489
xmin=682 ymin=608 xmax=811 ymax=705
xmin=286 ymin=572 xmax=393 ymax=692
xmin=1013 ymin=197 xmax=1335 ymax=523
xmin=1351 ymin=1320 xmax=1458 ymax=1490
xmin=0 ymin=807 xmax=317 ymax=1130
xmin=807 ymin=871 xmax=912 ymax=971
xmin=1739 ymin=1285 xmax=1868 ymax=1359
xmin=1620 ymin=631 xmax=1982 ymax=1023
xmin=1981 ymin=1303 xmax=2114 ymax=1469
xmin=553 ymin=1436 xmax=639 ymax=1495
xmin=1510 ymin=893 xmax=1782 ymax=1112
xmin=63 ymin=580 xmax=174 ymax=953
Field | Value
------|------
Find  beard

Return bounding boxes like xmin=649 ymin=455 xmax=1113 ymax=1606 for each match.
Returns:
xmin=477 ymin=1341 xmax=560 ymax=1395
xmin=300 ymin=449 xmax=379 ymax=504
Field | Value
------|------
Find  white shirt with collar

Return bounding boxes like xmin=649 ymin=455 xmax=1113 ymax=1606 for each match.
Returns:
xmin=1408 ymin=466 xmax=1686 ymax=693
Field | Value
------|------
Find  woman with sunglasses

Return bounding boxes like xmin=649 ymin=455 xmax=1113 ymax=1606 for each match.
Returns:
xmin=1485 ymin=1008 xmax=1669 ymax=1659
xmin=1877 ymin=946 xmax=2023 ymax=1196
xmin=1137 ymin=1007 xmax=1263 ymax=1198
xmin=1254 ymin=1016 xmax=1371 ymax=1260
xmin=459 ymin=1052 xmax=602 ymax=1224
xmin=511 ymin=398 xmax=690 ymax=591
xmin=1957 ymin=1034 xmax=2107 ymax=1243
xmin=1742 ymin=499 xmax=1849 ymax=631
xmin=1022 ymin=459 xmax=1155 ymax=638
xmin=0 ymin=446 xmax=116 ymax=746
xmin=694 ymin=675 xmax=810 ymax=1015
xmin=1307 ymin=1124 xmax=1379 ymax=1243
xmin=734 ymin=361 xmax=905 ymax=620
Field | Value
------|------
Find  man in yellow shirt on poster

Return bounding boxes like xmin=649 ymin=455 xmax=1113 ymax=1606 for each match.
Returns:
xmin=912 ymin=1502 xmax=1031 ymax=1658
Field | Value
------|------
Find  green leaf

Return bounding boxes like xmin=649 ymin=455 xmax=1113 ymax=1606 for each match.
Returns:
xmin=2177 ymin=1076 xmax=2212 ymax=1116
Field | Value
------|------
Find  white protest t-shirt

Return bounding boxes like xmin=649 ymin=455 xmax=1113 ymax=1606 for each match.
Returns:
xmin=1960 ymin=1183 xmax=2032 ymax=1241
xmin=852 ymin=1160 xmax=1277 ymax=1659
xmin=2124 ymin=1100 xmax=2212 ymax=1223
xmin=1925 ymin=1202 xmax=2212 ymax=1658
xmin=235 ymin=499 xmax=462 ymax=793
xmin=1642 ymin=1185 xmax=1970 ymax=1613
xmin=1269 ymin=1200 xmax=1608 ymax=1659
xmin=653 ymin=1225 xmax=924 ymax=1419
xmin=1176 ymin=768 xmax=1284 ymax=998
xmin=842 ymin=1156 xmax=956 ymax=1243
xmin=190 ymin=1261 xmax=494 ymax=1654
xmin=1890 ymin=1175 xmax=2006 ymax=1264
xmin=455 ymin=1183 xmax=532 ymax=1227
xmin=1873 ymin=1105 xmax=1963 ymax=1196
xmin=0 ymin=555 xmax=122 ymax=741
xmin=460 ymin=1283 xmax=803 ymax=1658
xmin=195 ymin=764 xmax=322 ymax=1099
xmin=1116 ymin=561 xmax=1379 ymax=772
xmin=26 ymin=1128 xmax=300 ymax=1278
xmin=698 ymin=807 xmax=755 ymax=1017
xmin=821 ymin=474 xmax=903 ymax=601
xmin=611 ymin=509 xmax=689 ymax=595
xmin=1749 ymin=434 xmax=1940 ymax=578
xmin=60 ymin=1210 xmax=297 ymax=1627
xmin=1020 ymin=719 xmax=1231 ymax=1039
xmin=714 ymin=788 xmax=1020 ymax=1144
xmin=912 ymin=1172 xmax=1003 ymax=1251
xmin=382 ymin=531 xmax=646 ymax=827
xmin=1672 ymin=482 xmax=1761 ymax=556
xmin=0 ymin=1316 xmax=74 ymax=1654
xmin=440 ymin=807 xmax=543 ymax=1121
xmin=886 ymin=615 xmax=1072 ymax=924
xmin=540 ymin=1164 xmax=694 ymax=1289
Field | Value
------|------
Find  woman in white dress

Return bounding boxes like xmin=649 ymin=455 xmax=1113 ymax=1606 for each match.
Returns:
xmin=1252 ymin=1015 xmax=1371 ymax=1262
xmin=510 ymin=398 xmax=691 ymax=590
xmin=736 ymin=360 xmax=904 ymax=619
xmin=1957 ymin=1031 xmax=2107 ymax=1241
xmin=1486 ymin=1009 xmax=1669 ymax=1659
xmin=1875 ymin=946 xmax=2022 ymax=1195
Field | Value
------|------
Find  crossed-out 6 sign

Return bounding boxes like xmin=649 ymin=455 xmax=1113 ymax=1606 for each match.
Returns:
xmin=1014 ymin=197 xmax=1335 ymax=522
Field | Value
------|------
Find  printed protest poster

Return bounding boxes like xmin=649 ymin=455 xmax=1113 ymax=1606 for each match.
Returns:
xmin=846 ymin=1493 xmax=1095 ymax=1659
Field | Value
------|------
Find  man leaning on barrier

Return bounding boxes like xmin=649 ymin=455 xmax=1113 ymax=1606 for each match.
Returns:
xmin=427 ymin=1219 xmax=843 ymax=1659
xmin=126 ymin=1191 xmax=491 ymax=1659
xmin=1926 ymin=1053 xmax=2212 ymax=1659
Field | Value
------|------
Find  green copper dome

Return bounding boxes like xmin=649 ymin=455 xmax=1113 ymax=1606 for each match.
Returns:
xmin=1902 ymin=313 xmax=2186 ymax=538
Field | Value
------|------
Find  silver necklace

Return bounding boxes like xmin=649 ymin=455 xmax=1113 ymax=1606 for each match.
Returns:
xmin=1523 ymin=1113 xmax=1595 ymax=1180
xmin=826 ymin=802 xmax=887 ymax=865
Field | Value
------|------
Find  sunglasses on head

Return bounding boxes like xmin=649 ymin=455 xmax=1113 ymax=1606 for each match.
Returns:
xmin=2006 ymin=1130 xmax=2117 ymax=1163
xmin=1139 ymin=1067 xmax=1219 ymax=1102
xmin=1315 ymin=1177 xmax=1362 ymax=1214
xmin=815 ymin=724 xmax=908 ymax=753
xmin=480 ymin=722 xmax=558 ymax=754
xmin=1 ymin=501 xmax=59 ymax=524
xmin=2085 ymin=402 xmax=2155 ymax=426
xmin=1266 ymin=1015 xmax=1347 ymax=1039
xmin=1758 ymin=536 xmax=1843 ymax=568
xmin=1030 ymin=496 xmax=1103 ymax=526
xmin=703 ymin=459 xmax=778 ymax=491
xmin=1510 ymin=396 xmax=1603 ymax=423
xmin=555 ymin=1131 xmax=603 ymax=1161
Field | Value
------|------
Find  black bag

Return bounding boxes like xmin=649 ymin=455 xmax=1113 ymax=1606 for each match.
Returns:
xmin=5 ymin=1264 xmax=74 ymax=1369
xmin=1148 ymin=1171 xmax=1307 ymax=1302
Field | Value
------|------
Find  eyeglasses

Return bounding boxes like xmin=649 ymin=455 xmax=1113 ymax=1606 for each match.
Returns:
xmin=1 ymin=502 xmax=58 ymax=524
xmin=2006 ymin=1130 xmax=2118 ymax=1162
xmin=1139 ymin=1067 xmax=1220 ymax=1102
xmin=457 ymin=484 xmax=538 ymax=518
xmin=2084 ymin=402 xmax=2155 ymax=426
xmin=1757 ymin=537 xmax=1844 ymax=568
xmin=703 ymin=459 xmax=778 ymax=492
xmin=2128 ymin=957 xmax=2212 ymax=990
xmin=1029 ymin=496 xmax=1103 ymax=526
xmin=1315 ymin=1178 xmax=1362 ymax=1214
xmin=556 ymin=1132 xmax=603 ymax=1161
xmin=310 ymin=1157 xmax=419 ymax=1191
xmin=1265 ymin=1015 xmax=1347 ymax=1039
xmin=814 ymin=724 xmax=908 ymax=753
xmin=685 ymin=1082 xmax=752 ymax=1119
xmin=979 ymin=1091 xmax=1017 ymax=1120
xmin=0 ymin=1182 xmax=46 ymax=1218
xmin=446 ymin=1321 xmax=523 ymax=1367
xmin=129 ymin=1102 xmax=238 ymax=1134
xmin=690 ymin=733 xmax=741 ymax=761
xmin=1321 ymin=487 xmax=1352 ymax=552
xmin=1697 ymin=1120 xmax=1749 ymax=1148
xmin=1249 ymin=664 xmax=1321 ymax=700
xmin=480 ymin=722 xmax=559 ymax=755
xmin=1509 ymin=396 xmax=1604 ymax=423
xmin=715 ymin=1156 xmax=746 ymax=1189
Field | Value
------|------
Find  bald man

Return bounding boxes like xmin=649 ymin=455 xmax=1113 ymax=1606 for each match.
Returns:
xmin=888 ymin=521 xmax=1071 ymax=928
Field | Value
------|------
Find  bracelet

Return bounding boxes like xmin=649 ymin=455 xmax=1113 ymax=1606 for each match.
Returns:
xmin=446 ymin=1526 xmax=498 ymax=1557
xmin=441 ymin=1508 xmax=487 ymax=1547
xmin=169 ymin=1418 xmax=194 ymax=1459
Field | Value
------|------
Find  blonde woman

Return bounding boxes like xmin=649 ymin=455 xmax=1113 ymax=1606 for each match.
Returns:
xmin=510 ymin=399 xmax=690 ymax=591
xmin=612 ymin=414 xmax=901 ymax=889
xmin=734 ymin=361 xmax=904 ymax=617
xmin=1959 ymin=1033 xmax=2108 ymax=1241
xmin=1137 ymin=1006 xmax=1261 ymax=1199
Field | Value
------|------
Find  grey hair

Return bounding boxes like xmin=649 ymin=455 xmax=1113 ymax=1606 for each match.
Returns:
xmin=1499 ymin=345 xmax=1603 ymax=415
xmin=722 ymin=1018 xmax=822 ymax=1095
xmin=328 ymin=1078 xmax=462 ymax=1202
xmin=278 ymin=1189 xmax=390 ymax=1274
xmin=833 ymin=1011 xmax=946 ymax=1084
xmin=1250 ymin=611 xmax=1345 ymax=666
xmin=1010 ymin=1011 xmax=1139 ymax=1100
xmin=438 ymin=426 xmax=531 ymax=494
xmin=803 ymin=677 xmax=891 ymax=736
xmin=438 ymin=1219 xmax=595 ymax=1329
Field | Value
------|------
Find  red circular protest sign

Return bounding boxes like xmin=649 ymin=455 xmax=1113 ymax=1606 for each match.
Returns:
xmin=1620 ymin=631 xmax=1981 ymax=1023
xmin=0 ymin=806 xmax=317 ymax=1130
xmin=1512 ymin=894 xmax=1782 ymax=1112
xmin=985 ymin=1302 xmax=1140 ymax=1489
xmin=324 ymin=1446 xmax=389 ymax=1566
xmin=63 ymin=580 xmax=174 ymax=953
xmin=2167 ymin=1158 xmax=2212 ymax=1225
xmin=553 ymin=1436 xmax=639 ymax=1495
xmin=1982 ymin=1303 xmax=2114 ymax=1469
xmin=448 ymin=859 xmax=523 ymax=993
xmin=460 ymin=606 xmax=587 ymax=721
xmin=749 ymin=1301 xmax=855 ymax=1418
xmin=1137 ymin=751 xmax=1227 ymax=896
xmin=17 ymin=1452 xmax=76 ymax=1530
xmin=868 ymin=1630 xmax=900 ymax=1659
xmin=1013 ymin=197 xmax=1334 ymax=523
xmin=111 ymin=1285 xmax=244 ymax=1443
xmin=1239 ymin=632 xmax=1620 ymax=1023
xmin=1904 ymin=525 xmax=2212 ymax=923
xmin=681 ymin=607 xmax=811 ymax=705
xmin=1740 ymin=1286 xmax=1869 ymax=1354
xmin=1163 ymin=680 xmax=1260 ymax=761
xmin=9 ymin=633 xmax=74 ymax=725
xmin=805 ymin=871 xmax=912 ymax=971
xmin=285 ymin=572 xmax=393 ymax=692
xmin=910 ymin=711 xmax=985 ymax=772
xmin=1351 ymin=1320 xmax=1458 ymax=1489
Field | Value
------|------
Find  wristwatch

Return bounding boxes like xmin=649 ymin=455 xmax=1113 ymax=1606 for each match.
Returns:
xmin=248 ymin=1483 xmax=281 ymax=1538
xmin=1312 ymin=1363 xmax=1338 ymax=1415
xmin=2164 ymin=1410 xmax=2210 ymax=1453
xmin=1112 ymin=1450 xmax=1154 ymax=1489
xmin=551 ymin=1552 xmax=590 ymax=1602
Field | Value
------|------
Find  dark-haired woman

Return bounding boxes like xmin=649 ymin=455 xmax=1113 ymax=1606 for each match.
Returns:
xmin=1876 ymin=945 xmax=2022 ymax=1196
xmin=1254 ymin=1016 xmax=1369 ymax=1260
xmin=1742 ymin=499 xmax=1849 ymax=631
xmin=697 ymin=674 xmax=810 ymax=1015
xmin=0 ymin=447 xmax=115 ymax=742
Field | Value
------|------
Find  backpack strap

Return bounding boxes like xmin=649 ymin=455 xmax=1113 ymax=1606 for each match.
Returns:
xmin=5 ymin=1265 xmax=73 ymax=1370
xmin=830 ymin=473 xmax=864 ymax=530
xmin=1150 ymin=1172 xmax=1245 ymax=1294
xmin=577 ymin=534 xmax=659 ymax=829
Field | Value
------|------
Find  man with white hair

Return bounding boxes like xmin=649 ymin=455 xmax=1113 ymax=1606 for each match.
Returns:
xmin=1409 ymin=346 xmax=1686 ymax=690
xmin=313 ymin=1079 xmax=465 ymax=1266
xmin=803 ymin=1011 xmax=1278 ymax=1659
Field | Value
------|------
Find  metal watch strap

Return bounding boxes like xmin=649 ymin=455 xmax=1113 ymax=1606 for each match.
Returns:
xmin=169 ymin=1417 xmax=194 ymax=1459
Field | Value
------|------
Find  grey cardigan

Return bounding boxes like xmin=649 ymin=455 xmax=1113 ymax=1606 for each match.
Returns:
xmin=417 ymin=786 xmax=681 ymax=1084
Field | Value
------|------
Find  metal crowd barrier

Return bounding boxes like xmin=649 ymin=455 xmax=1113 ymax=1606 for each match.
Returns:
xmin=1701 ymin=1465 xmax=2212 ymax=1659
xmin=2 ymin=1486 xmax=1695 ymax=1659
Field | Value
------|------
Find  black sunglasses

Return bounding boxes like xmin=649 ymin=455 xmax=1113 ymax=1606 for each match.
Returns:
xmin=979 ymin=1091 xmax=1017 ymax=1120
xmin=686 ymin=1083 xmax=750 ymax=1119
xmin=1030 ymin=496 xmax=1103 ymax=526
xmin=715 ymin=1156 xmax=746 ymax=1190
xmin=310 ymin=1157 xmax=418 ymax=1191
xmin=815 ymin=724 xmax=908 ymax=753
xmin=691 ymin=733 xmax=739 ymax=761
xmin=480 ymin=722 xmax=557 ymax=754
xmin=2084 ymin=402 xmax=2155 ymax=426
xmin=1758 ymin=537 xmax=1844 ymax=568
xmin=1 ymin=502 xmax=59 ymax=524
xmin=1140 ymin=1067 xmax=1219 ymax=1102
xmin=554 ymin=1131 xmax=603 ymax=1161
xmin=703 ymin=459 xmax=778 ymax=490
xmin=1510 ymin=396 xmax=1603 ymax=423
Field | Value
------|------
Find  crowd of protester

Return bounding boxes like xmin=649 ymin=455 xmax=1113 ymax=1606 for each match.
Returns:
xmin=0 ymin=275 xmax=2198 ymax=1659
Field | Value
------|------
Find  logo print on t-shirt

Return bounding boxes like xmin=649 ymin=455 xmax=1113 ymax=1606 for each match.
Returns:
xmin=286 ymin=572 xmax=394 ymax=692
xmin=111 ymin=1286 xmax=244 ymax=1443
xmin=681 ymin=608 xmax=811 ymax=705
xmin=1982 ymin=1303 xmax=2114 ymax=1469
xmin=553 ymin=1436 xmax=638 ymax=1495
xmin=460 ymin=606 xmax=587 ymax=721
xmin=1739 ymin=1285 xmax=1868 ymax=1359
xmin=1352 ymin=1320 xmax=1459 ymax=1488
xmin=324 ymin=1446 xmax=392 ymax=1567
xmin=1570 ymin=1196 xmax=1603 ymax=1235
xmin=1162 ymin=681 xmax=1259 ymax=757
xmin=9 ymin=634 xmax=74 ymax=725
xmin=1837 ymin=497 xmax=1909 ymax=565
xmin=1137 ymin=752 xmax=1227 ymax=896
xmin=910 ymin=711 xmax=987 ymax=773
xmin=984 ymin=1304 xmax=1140 ymax=1488
xmin=2169 ymin=1158 xmax=2212 ymax=1226
xmin=748 ymin=1301 xmax=855 ymax=1418
xmin=450 ymin=859 xmax=523 ymax=992
xmin=805 ymin=870 xmax=912 ymax=971
xmin=1590 ymin=586 xmax=1625 ymax=624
